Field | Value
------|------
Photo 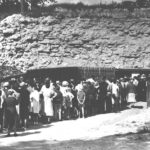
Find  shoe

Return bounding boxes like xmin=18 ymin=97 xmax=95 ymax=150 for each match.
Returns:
xmin=14 ymin=133 xmax=18 ymax=136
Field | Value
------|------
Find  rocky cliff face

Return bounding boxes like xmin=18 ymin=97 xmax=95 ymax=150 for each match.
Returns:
xmin=0 ymin=14 xmax=150 ymax=72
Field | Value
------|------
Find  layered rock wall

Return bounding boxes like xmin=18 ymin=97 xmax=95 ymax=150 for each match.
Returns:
xmin=0 ymin=14 xmax=150 ymax=72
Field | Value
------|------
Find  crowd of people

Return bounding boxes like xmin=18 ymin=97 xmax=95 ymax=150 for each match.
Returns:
xmin=0 ymin=73 xmax=149 ymax=136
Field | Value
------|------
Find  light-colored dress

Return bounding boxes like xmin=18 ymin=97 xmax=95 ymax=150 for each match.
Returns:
xmin=40 ymin=85 xmax=54 ymax=117
xmin=127 ymin=82 xmax=136 ymax=103
xmin=30 ymin=90 xmax=40 ymax=114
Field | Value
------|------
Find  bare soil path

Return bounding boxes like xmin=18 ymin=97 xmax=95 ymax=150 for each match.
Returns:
xmin=0 ymin=102 xmax=149 ymax=150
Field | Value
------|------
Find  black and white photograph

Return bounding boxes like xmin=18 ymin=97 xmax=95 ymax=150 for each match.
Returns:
xmin=0 ymin=0 xmax=150 ymax=149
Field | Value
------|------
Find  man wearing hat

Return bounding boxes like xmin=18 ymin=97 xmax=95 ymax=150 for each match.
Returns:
xmin=5 ymin=89 xmax=18 ymax=136
xmin=0 ymin=82 xmax=10 ymax=132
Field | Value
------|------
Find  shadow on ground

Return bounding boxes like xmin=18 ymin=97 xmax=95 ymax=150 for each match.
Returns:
xmin=0 ymin=133 xmax=150 ymax=150
xmin=0 ymin=131 xmax=40 ymax=139
xmin=0 ymin=124 xmax=53 ymax=138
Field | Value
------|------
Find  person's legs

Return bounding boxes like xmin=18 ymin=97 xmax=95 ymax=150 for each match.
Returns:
xmin=6 ymin=111 xmax=13 ymax=136
xmin=66 ymin=107 xmax=70 ymax=119
xmin=53 ymin=104 xmax=57 ymax=121
xmin=21 ymin=117 xmax=28 ymax=130
xmin=99 ymin=97 xmax=105 ymax=114
xmin=7 ymin=124 xmax=11 ymax=136
xmin=13 ymin=115 xmax=17 ymax=136
xmin=78 ymin=106 xmax=81 ymax=118
xmin=113 ymin=95 xmax=120 ymax=113
xmin=35 ymin=113 xmax=39 ymax=124
xmin=24 ymin=118 xmax=27 ymax=129
xmin=47 ymin=116 xmax=51 ymax=123
xmin=57 ymin=104 xmax=62 ymax=121
xmin=81 ymin=106 xmax=85 ymax=118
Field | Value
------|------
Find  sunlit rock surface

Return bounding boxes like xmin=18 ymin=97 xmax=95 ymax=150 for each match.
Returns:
xmin=1 ymin=14 xmax=150 ymax=71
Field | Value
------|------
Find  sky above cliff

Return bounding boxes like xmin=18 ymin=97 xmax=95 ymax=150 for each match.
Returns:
xmin=56 ymin=0 xmax=136 ymax=5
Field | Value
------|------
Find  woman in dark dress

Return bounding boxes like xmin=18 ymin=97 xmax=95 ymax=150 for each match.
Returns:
xmin=5 ymin=90 xmax=18 ymax=136
xmin=19 ymin=82 xmax=30 ymax=130
xmin=98 ymin=77 xmax=108 ymax=114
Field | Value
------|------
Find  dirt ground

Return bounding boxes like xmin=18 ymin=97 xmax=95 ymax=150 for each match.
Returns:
xmin=0 ymin=102 xmax=150 ymax=150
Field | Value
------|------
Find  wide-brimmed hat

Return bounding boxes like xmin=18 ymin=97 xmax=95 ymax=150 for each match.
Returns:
xmin=62 ymin=81 xmax=69 ymax=86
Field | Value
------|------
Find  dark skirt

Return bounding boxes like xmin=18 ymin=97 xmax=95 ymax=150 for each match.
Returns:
xmin=5 ymin=108 xmax=17 ymax=129
xmin=20 ymin=106 xmax=29 ymax=119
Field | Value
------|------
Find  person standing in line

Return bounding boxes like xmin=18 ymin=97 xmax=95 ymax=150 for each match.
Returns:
xmin=98 ymin=77 xmax=108 ymax=114
xmin=86 ymin=82 xmax=96 ymax=116
xmin=60 ymin=81 xmax=70 ymax=120
xmin=77 ymin=87 xmax=86 ymax=118
xmin=75 ymin=80 xmax=85 ymax=117
xmin=1 ymin=82 xmax=10 ymax=131
xmin=111 ymin=78 xmax=120 ymax=113
xmin=119 ymin=78 xmax=127 ymax=109
xmin=94 ymin=81 xmax=100 ymax=114
xmin=8 ymin=79 xmax=20 ymax=131
xmin=4 ymin=89 xmax=19 ymax=136
xmin=146 ymin=75 xmax=150 ymax=107
xmin=133 ymin=76 xmax=139 ymax=102
xmin=124 ymin=76 xmax=129 ymax=103
xmin=126 ymin=77 xmax=136 ymax=106
xmin=40 ymin=78 xmax=56 ymax=123
xmin=19 ymin=82 xmax=30 ymax=130
xmin=64 ymin=88 xmax=74 ymax=120
xmin=53 ymin=85 xmax=63 ymax=121
xmin=138 ymin=74 xmax=147 ymax=102
xmin=106 ymin=78 xmax=112 ymax=113
xmin=30 ymin=85 xmax=40 ymax=125
xmin=69 ymin=79 xmax=78 ymax=119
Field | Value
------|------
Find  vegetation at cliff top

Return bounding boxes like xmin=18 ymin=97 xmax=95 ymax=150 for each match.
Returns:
xmin=1 ymin=0 xmax=150 ymax=18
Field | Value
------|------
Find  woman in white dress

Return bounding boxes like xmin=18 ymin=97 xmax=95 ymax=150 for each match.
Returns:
xmin=40 ymin=78 xmax=56 ymax=123
xmin=30 ymin=86 xmax=40 ymax=125
xmin=127 ymin=78 xmax=136 ymax=104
